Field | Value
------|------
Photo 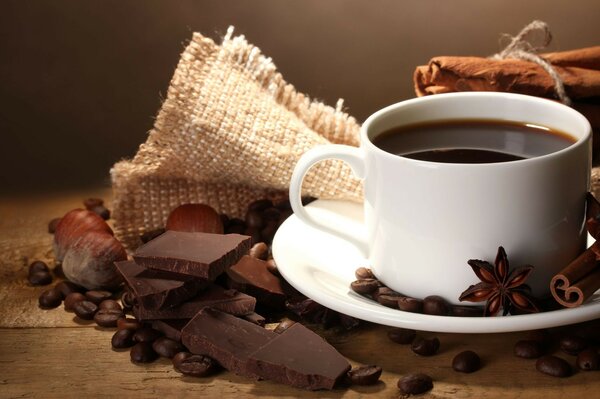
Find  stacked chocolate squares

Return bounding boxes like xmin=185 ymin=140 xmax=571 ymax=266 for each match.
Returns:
xmin=115 ymin=230 xmax=350 ymax=390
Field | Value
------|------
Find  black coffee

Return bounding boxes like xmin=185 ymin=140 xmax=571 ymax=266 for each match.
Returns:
xmin=373 ymin=119 xmax=576 ymax=164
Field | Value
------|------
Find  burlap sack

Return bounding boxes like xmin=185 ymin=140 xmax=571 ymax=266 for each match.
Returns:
xmin=111 ymin=27 xmax=363 ymax=248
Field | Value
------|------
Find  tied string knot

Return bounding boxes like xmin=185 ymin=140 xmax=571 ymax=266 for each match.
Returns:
xmin=490 ymin=20 xmax=572 ymax=105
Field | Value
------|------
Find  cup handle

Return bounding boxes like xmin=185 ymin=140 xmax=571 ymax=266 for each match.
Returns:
xmin=289 ymin=145 xmax=366 ymax=249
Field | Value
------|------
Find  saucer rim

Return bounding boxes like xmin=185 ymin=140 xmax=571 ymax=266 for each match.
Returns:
xmin=272 ymin=199 xmax=600 ymax=333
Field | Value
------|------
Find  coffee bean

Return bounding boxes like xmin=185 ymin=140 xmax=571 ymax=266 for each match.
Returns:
xmin=121 ymin=290 xmax=136 ymax=310
xmin=536 ymin=355 xmax=572 ymax=377
xmin=347 ymin=365 xmax=382 ymax=385
xmin=55 ymin=281 xmax=84 ymax=297
xmin=133 ymin=327 xmax=163 ymax=343
xmin=38 ymin=288 xmax=63 ymax=309
xmin=91 ymin=205 xmax=111 ymax=220
xmin=577 ymin=348 xmax=600 ymax=370
xmin=398 ymin=297 xmax=424 ymax=313
xmin=423 ymin=295 xmax=450 ymax=316
xmin=451 ymin=305 xmax=484 ymax=317
xmin=130 ymin=342 xmax=158 ymax=363
xmin=260 ymin=222 xmax=278 ymax=244
xmin=73 ymin=300 xmax=98 ymax=320
xmin=29 ymin=260 xmax=49 ymax=275
xmin=452 ymin=350 xmax=481 ymax=373
xmin=274 ymin=319 xmax=296 ymax=334
xmin=112 ymin=329 xmax=135 ymax=349
xmin=152 ymin=337 xmax=184 ymax=359
xmin=173 ymin=352 xmax=219 ymax=377
xmin=559 ymin=335 xmax=588 ymax=355
xmin=339 ymin=314 xmax=360 ymax=330
xmin=350 ymin=279 xmax=379 ymax=295
xmin=411 ymin=337 xmax=440 ymax=356
xmin=29 ymin=271 xmax=52 ymax=286
xmin=99 ymin=299 xmax=122 ymax=311
xmin=85 ymin=290 xmax=112 ymax=305
xmin=245 ymin=210 xmax=264 ymax=228
xmin=64 ymin=292 xmax=86 ymax=312
xmin=48 ymin=217 xmax=61 ymax=234
xmin=377 ymin=294 xmax=400 ymax=308
xmin=140 ymin=228 xmax=165 ymax=244
xmin=249 ymin=242 xmax=269 ymax=260
xmin=117 ymin=317 xmax=143 ymax=331
xmin=387 ymin=328 xmax=416 ymax=344
xmin=83 ymin=198 xmax=104 ymax=209
xmin=397 ymin=373 xmax=433 ymax=395
xmin=355 ymin=267 xmax=374 ymax=280
xmin=248 ymin=199 xmax=273 ymax=212
xmin=244 ymin=226 xmax=262 ymax=245
xmin=372 ymin=286 xmax=399 ymax=302
xmin=514 ymin=340 xmax=544 ymax=359
xmin=225 ymin=219 xmax=246 ymax=234
xmin=94 ymin=309 xmax=124 ymax=328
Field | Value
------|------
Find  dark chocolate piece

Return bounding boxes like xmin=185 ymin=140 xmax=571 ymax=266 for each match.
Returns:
xmin=152 ymin=319 xmax=190 ymax=341
xmin=133 ymin=231 xmax=252 ymax=280
xmin=133 ymin=285 xmax=255 ymax=320
xmin=115 ymin=260 xmax=207 ymax=309
xmin=226 ymin=255 xmax=287 ymax=308
xmin=182 ymin=308 xmax=277 ymax=378
xmin=247 ymin=323 xmax=351 ymax=390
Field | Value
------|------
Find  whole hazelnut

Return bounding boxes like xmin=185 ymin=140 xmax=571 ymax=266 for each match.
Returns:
xmin=166 ymin=204 xmax=224 ymax=234
xmin=53 ymin=209 xmax=113 ymax=261
xmin=62 ymin=230 xmax=126 ymax=290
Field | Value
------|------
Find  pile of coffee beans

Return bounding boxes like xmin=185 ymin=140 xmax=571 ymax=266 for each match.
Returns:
xmin=350 ymin=267 xmax=484 ymax=317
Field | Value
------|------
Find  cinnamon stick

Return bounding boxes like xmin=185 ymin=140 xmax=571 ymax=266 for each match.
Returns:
xmin=550 ymin=193 xmax=600 ymax=307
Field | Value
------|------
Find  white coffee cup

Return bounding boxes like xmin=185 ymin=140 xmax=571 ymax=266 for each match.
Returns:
xmin=289 ymin=92 xmax=592 ymax=304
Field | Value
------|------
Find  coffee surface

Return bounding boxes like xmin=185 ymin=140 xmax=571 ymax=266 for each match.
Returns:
xmin=373 ymin=119 xmax=575 ymax=163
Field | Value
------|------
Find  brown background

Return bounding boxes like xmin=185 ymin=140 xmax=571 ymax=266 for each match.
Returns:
xmin=1 ymin=0 xmax=599 ymax=195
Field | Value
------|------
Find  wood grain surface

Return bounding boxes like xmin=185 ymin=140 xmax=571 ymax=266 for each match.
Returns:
xmin=1 ymin=187 xmax=599 ymax=398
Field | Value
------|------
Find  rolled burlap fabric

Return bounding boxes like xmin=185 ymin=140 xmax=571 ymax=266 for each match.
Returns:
xmin=111 ymin=27 xmax=363 ymax=248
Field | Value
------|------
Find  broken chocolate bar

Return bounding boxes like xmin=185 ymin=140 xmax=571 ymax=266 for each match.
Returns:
xmin=226 ymin=255 xmax=287 ymax=308
xmin=133 ymin=231 xmax=252 ymax=280
xmin=243 ymin=312 xmax=266 ymax=327
xmin=115 ymin=260 xmax=207 ymax=309
xmin=151 ymin=319 xmax=190 ymax=341
xmin=133 ymin=285 xmax=255 ymax=320
xmin=247 ymin=322 xmax=351 ymax=390
xmin=182 ymin=308 xmax=277 ymax=378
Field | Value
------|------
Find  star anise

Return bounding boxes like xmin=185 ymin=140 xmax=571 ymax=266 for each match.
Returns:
xmin=459 ymin=246 xmax=539 ymax=316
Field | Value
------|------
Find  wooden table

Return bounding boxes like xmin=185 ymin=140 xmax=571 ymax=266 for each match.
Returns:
xmin=1 ymin=187 xmax=599 ymax=398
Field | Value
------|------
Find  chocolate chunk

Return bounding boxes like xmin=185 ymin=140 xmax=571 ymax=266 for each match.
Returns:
xmin=115 ymin=260 xmax=207 ymax=310
xmin=182 ymin=308 xmax=277 ymax=378
xmin=151 ymin=319 xmax=189 ymax=341
xmin=246 ymin=323 xmax=351 ymax=390
xmin=225 ymin=255 xmax=286 ymax=308
xmin=133 ymin=231 xmax=252 ymax=280
xmin=133 ymin=285 xmax=255 ymax=320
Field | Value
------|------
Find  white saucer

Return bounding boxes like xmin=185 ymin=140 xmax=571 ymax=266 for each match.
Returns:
xmin=272 ymin=199 xmax=600 ymax=333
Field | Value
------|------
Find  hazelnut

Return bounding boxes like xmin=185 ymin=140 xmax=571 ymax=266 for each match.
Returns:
xmin=53 ymin=209 xmax=113 ymax=262
xmin=62 ymin=230 xmax=126 ymax=290
xmin=166 ymin=204 xmax=224 ymax=234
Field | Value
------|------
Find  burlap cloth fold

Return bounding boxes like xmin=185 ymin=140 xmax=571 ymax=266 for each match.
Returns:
xmin=111 ymin=27 xmax=363 ymax=248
